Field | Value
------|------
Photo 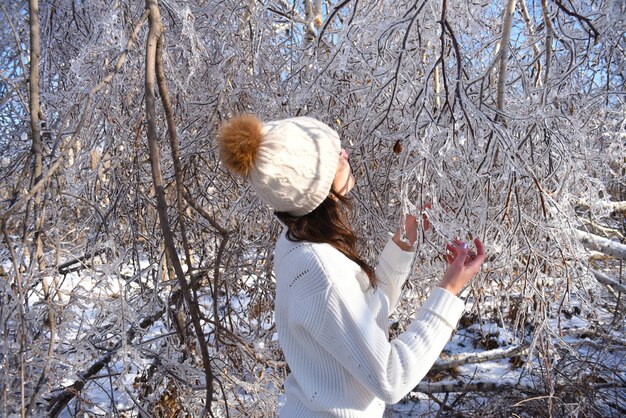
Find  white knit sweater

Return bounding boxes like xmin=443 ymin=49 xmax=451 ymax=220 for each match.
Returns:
xmin=274 ymin=230 xmax=465 ymax=417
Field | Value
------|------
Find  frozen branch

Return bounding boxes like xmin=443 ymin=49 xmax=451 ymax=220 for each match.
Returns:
xmin=155 ymin=19 xmax=224 ymax=413
xmin=0 ymin=3 xmax=28 ymax=85
xmin=57 ymin=249 xmax=108 ymax=274
xmin=313 ymin=0 xmax=322 ymax=28
xmin=552 ymin=0 xmax=599 ymax=42
xmin=577 ymin=200 xmax=626 ymax=215
xmin=25 ymin=2 xmax=47 ymax=417
xmin=28 ymin=0 xmax=42 ymax=190
xmin=181 ymin=188 xmax=231 ymax=332
xmin=578 ymin=218 xmax=624 ymax=241
xmin=303 ymin=0 xmax=317 ymax=43
xmin=317 ymin=0 xmax=353 ymax=42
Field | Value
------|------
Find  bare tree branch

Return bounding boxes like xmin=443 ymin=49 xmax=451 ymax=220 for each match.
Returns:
xmin=552 ymin=0 xmax=599 ymax=41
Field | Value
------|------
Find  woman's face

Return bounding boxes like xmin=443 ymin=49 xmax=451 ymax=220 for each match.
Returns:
xmin=333 ymin=148 xmax=355 ymax=195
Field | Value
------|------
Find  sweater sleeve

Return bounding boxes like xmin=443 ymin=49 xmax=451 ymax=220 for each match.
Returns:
xmin=375 ymin=237 xmax=415 ymax=314
xmin=311 ymin=253 xmax=465 ymax=404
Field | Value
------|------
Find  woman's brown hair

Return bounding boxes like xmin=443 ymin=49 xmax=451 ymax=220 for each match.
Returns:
xmin=275 ymin=190 xmax=377 ymax=288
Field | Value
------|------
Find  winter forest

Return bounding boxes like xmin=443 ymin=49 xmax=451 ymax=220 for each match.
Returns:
xmin=0 ymin=0 xmax=625 ymax=416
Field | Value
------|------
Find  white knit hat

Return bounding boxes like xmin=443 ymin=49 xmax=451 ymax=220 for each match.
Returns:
xmin=217 ymin=115 xmax=341 ymax=216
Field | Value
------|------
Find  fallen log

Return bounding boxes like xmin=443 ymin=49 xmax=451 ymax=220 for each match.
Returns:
xmin=432 ymin=345 xmax=528 ymax=370
xmin=413 ymin=380 xmax=536 ymax=394
xmin=590 ymin=269 xmax=626 ymax=294
xmin=57 ymin=249 xmax=107 ymax=274
xmin=577 ymin=201 xmax=626 ymax=214
xmin=575 ymin=230 xmax=626 ymax=261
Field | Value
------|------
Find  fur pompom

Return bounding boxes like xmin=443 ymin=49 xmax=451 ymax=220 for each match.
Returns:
xmin=217 ymin=115 xmax=263 ymax=176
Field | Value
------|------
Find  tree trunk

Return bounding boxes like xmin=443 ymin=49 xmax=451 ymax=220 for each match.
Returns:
xmin=144 ymin=0 xmax=214 ymax=414
xmin=496 ymin=0 xmax=517 ymax=119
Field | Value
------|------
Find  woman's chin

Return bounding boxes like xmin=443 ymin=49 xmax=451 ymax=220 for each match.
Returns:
xmin=337 ymin=176 xmax=355 ymax=196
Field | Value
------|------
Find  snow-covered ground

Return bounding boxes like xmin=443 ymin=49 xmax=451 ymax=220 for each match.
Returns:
xmin=3 ymin=244 xmax=624 ymax=417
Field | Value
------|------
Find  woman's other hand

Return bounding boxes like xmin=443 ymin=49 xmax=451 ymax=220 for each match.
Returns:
xmin=393 ymin=215 xmax=419 ymax=251
xmin=392 ymin=204 xmax=432 ymax=252
xmin=392 ymin=214 xmax=418 ymax=251
xmin=440 ymin=238 xmax=486 ymax=295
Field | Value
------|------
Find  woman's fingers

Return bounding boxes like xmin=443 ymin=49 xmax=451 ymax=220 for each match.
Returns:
xmin=465 ymin=238 xmax=487 ymax=270
xmin=404 ymin=214 xmax=418 ymax=245
xmin=473 ymin=237 xmax=485 ymax=256
xmin=446 ymin=238 xmax=486 ymax=267
xmin=440 ymin=236 xmax=486 ymax=295
xmin=446 ymin=240 xmax=470 ymax=266
xmin=405 ymin=214 xmax=418 ymax=231
xmin=453 ymin=243 xmax=469 ymax=266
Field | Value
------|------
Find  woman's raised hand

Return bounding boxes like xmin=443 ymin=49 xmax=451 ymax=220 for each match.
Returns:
xmin=439 ymin=238 xmax=486 ymax=295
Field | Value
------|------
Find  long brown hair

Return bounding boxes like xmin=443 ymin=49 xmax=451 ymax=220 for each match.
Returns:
xmin=275 ymin=190 xmax=377 ymax=288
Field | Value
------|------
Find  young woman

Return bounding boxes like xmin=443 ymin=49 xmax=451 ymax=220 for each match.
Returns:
xmin=217 ymin=115 xmax=486 ymax=417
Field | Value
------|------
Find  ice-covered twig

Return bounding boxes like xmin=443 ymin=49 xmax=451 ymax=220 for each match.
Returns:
xmin=57 ymin=248 xmax=107 ymax=274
